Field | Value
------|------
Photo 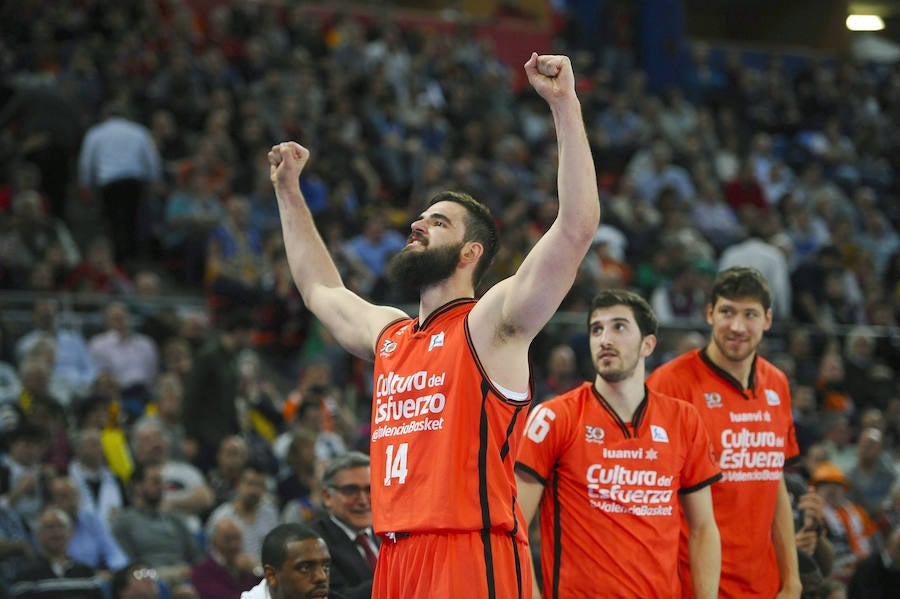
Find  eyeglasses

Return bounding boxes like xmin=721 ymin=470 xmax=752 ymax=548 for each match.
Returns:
xmin=329 ymin=484 xmax=371 ymax=497
xmin=132 ymin=568 xmax=158 ymax=581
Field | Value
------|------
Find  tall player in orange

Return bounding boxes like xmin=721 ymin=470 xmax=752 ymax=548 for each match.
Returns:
xmin=516 ymin=290 xmax=721 ymax=599
xmin=647 ymin=267 xmax=802 ymax=599
xmin=268 ymin=53 xmax=599 ymax=599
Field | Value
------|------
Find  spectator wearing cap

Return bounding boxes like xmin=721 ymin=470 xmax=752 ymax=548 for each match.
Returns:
xmin=812 ymin=461 xmax=878 ymax=582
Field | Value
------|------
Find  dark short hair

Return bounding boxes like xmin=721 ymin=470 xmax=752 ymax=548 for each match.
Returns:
xmin=261 ymin=523 xmax=322 ymax=569
xmin=321 ymin=451 xmax=370 ymax=487
xmin=587 ymin=289 xmax=658 ymax=338
xmin=427 ymin=191 xmax=498 ymax=286
xmin=708 ymin=267 xmax=772 ymax=311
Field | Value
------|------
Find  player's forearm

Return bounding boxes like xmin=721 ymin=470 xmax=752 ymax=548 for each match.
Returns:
xmin=274 ymin=182 xmax=346 ymax=305
xmin=688 ymin=520 xmax=721 ymax=599
xmin=550 ymin=95 xmax=600 ymax=245
xmin=772 ymin=478 xmax=801 ymax=598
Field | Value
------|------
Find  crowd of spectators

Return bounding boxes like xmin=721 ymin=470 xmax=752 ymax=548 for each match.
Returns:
xmin=0 ymin=1 xmax=899 ymax=597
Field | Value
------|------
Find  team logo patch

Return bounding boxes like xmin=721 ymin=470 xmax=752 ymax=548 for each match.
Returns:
xmin=428 ymin=331 xmax=445 ymax=352
xmin=651 ymin=425 xmax=669 ymax=443
xmin=764 ymin=389 xmax=781 ymax=406
xmin=585 ymin=426 xmax=605 ymax=444
xmin=379 ymin=339 xmax=398 ymax=358
xmin=704 ymin=392 xmax=723 ymax=409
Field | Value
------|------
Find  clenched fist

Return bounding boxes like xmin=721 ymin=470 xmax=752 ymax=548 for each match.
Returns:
xmin=268 ymin=141 xmax=310 ymax=188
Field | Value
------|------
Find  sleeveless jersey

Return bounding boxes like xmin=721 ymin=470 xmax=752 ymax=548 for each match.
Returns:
xmin=516 ymin=383 xmax=721 ymax=598
xmin=371 ymin=299 xmax=531 ymax=540
xmin=647 ymin=349 xmax=799 ymax=599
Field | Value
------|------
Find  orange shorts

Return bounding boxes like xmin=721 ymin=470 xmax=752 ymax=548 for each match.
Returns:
xmin=372 ymin=529 xmax=531 ymax=599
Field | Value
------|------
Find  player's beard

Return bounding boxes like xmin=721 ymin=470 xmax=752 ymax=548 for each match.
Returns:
xmin=387 ymin=241 xmax=464 ymax=289
xmin=595 ymin=348 xmax=641 ymax=383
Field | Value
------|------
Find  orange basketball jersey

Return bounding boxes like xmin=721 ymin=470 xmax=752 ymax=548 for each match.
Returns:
xmin=371 ymin=299 xmax=531 ymax=539
xmin=516 ymin=383 xmax=721 ymax=598
xmin=647 ymin=349 xmax=799 ymax=599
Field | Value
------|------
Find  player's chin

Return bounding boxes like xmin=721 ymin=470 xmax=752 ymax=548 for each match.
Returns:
xmin=308 ymin=586 xmax=329 ymax=598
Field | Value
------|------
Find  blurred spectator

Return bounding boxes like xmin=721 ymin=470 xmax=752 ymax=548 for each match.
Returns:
xmin=0 ymin=501 xmax=33 ymax=589
xmin=341 ymin=213 xmax=405 ymax=299
xmin=0 ymin=421 xmax=50 ymax=530
xmin=820 ymin=412 xmax=856 ymax=473
xmin=207 ymin=436 xmax=249 ymax=509
xmin=182 ymin=309 xmax=255 ymax=471
xmin=794 ymin=384 xmax=826 ymax=452
xmin=724 ymin=159 xmax=768 ymax=215
xmin=690 ymin=177 xmax=743 ymax=251
xmin=533 ymin=344 xmax=582 ymax=405
xmin=649 ymin=262 xmax=707 ymax=326
xmin=77 ymin=97 xmax=163 ymax=265
xmin=234 ymin=350 xmax=282 ymax=472
xmin=205 ymin=464 xmax=278 ymax=570
xmin=15 ymin=300 xmax=97 ymax=401
xmin=47 ymin=476 xmax=128 ymax=575
xmin=11 ymin=507 xmax=104 ymax=599
xmin=191 ymin=517 xmax=259 ymax=599
xmin=846 ymin=428 xmax=896 ymax=521
xmin=162 ymin=169 xmax=225 ymax=286
xmin=88 ymin=303 xmax=159 ymax=414
xmin=64 ymin=237 xmax=134 ymax=296
xmin=846 ymin=525 xmax=900 ymax=599
xmin=205 ymin=195 xmax=267 ymax=310
xmin=813 ymin=462 xmax=878 ymax=583
xmin=111 ymin=463 xmax=200 ymax=589
xmin=131 ymin=419 xmax=213 ymax=534
xmin=0 ymin=81 xmax=82 ymax=221
xmin=145 ymin=374 xmax=195 ymax=463
xmin=632 ymin=141 xmax=695 ymax=205
xmin=277 ymin=431 xmax=320 ymax=522
xmin=719 ymin=223 xmax=792 ymax=319
xmin=842 ymin=327 xmax=894 ymax=410
xmin=67 ymin=429 xmax=127 ymax=526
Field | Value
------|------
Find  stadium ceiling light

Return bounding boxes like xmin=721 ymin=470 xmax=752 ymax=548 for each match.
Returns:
xmin=846 ymin=14 xmax=886 ymax=31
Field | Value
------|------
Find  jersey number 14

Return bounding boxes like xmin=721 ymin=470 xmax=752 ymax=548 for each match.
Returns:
xmin=384 ymin=443 xmax=409 ymax=485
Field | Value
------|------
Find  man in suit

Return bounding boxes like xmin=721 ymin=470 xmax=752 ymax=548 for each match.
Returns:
xmin=309 ymin=453 xmax=376 ymax=599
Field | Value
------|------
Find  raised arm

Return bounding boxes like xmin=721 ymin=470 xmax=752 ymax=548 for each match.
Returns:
xmin=471 ymin=54 xmax=599 ymax=362
xmin=269 ymin=142 xmax=406 ymax=360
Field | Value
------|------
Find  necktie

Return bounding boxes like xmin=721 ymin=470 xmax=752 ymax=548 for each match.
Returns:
xmin=355 ymin=531 xmax=378 ymax=572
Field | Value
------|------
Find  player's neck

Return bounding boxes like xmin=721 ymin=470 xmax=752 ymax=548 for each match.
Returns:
xmin=418 ymin=275 xmax=474 ymax=322
xmin=594 ymin=375 xmax=645 ymax=422
xmin=705 ymin=342 xmax=754 ymax=388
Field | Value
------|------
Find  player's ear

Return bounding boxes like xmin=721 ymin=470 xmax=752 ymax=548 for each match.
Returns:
xmin=460 ymin=241 xmax=483 ymax=266
xmin=641 ymin=334 xmax=657 ymax=358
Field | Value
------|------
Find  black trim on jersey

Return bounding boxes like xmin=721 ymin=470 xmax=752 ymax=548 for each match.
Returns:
xmin=512 ymin=530 xmax=523 ymax=599
xmin=590 ymin=385 xmax=648 ymax=438
xmin=478 ymin=378 xmax=497 ymax=599
xmin=551 ymin=473 xmax=562 ymax=599
xmin=514 ymin=462 xmax=547 ymax=486
xmin=414 ymin=297 xmax=475 ymax=332
xmin=678 ymin=472 xmax=723 ymax=495
xmin=464 ymin=315 xmax=533 ymax=407
xmin=698 ymin=347 xmax=758 ymax=395
xmin=500 ymin=405 xmax=526 ymax=461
